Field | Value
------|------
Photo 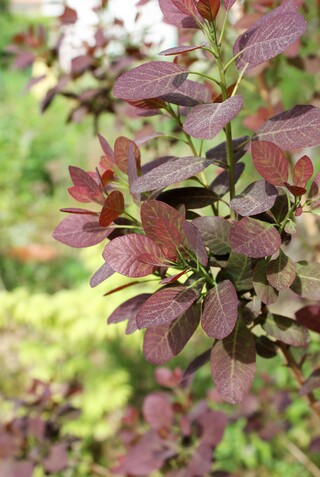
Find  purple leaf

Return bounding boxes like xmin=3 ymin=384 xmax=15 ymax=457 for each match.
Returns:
xmin=98 ymin=133 xmax=114 ymax=161
xmin=266 ymin=250 xmax=296 ymax=291
xmin=136 ymin=286 xmax=199 ymax=329
xmin=103 ymin=234 xmax=166 ymax=277
xmin=113 ymin=61 xmax=188 ymax=100
xmin=68 ymin=186 xmax=93 ymax=203
xmin=234 ymin=4 xmax=306 ymax=71
xmin=69 ymin=166 xmax=104 ymax=203
xmin=253 ymin=260 xmax=279 ymax=305
xmin=210 ymin=321 xmax=256 ymax=403
xmin=192 ymin=216 xmax=231 ymax=255
xmin=0 ymin=461 xmax=34 ymax=477
xmin=256 ymin=336 xmax=278 ymax=359
xmin=308 ymin=173 xmax=320 ymax=210
xmin=142 ymin=392 xmax=173 ymax=430
xmin=159 ymin=79 xmax=212 ymax=107
xmin=99 ymin=191 xmax=125 ymax=227
xmin=300 ymin=369 xmax=320 ymax=396
xmin=121 ymin=431 xmax=166 ymax=475
xmin=262 ymin=313 xmax=310 ymax=347
xmin=210 ymin=163 xmax=245 ymax=197
xmin=108 ymin=294 xmax=151 ymax=335
xmin=141 ymin=155 xmax=174 ymax=174
xmin=206 ymin=136 xmax=249 ymax=167
xmin=256 ymin=105 xmax=320 ymax=149
xmin=201 ymin=280 xmax=238 ymax=339
xmin=159 ymin=0 xmax=199 ymax=28
xmin=197 ymin=410 xmax=227 ymax=446
xmin=224 ymin=252 xmax=254 ymax=291
xmin=223 ymin=0 xmax=236 ymax=10
xmin=143 ymin=304 xmax=200 ymax=364
xmin=53 ymin=215 xmax=113 ymax=248
xmin=229 ymin=217 xmax=281 ymax=258
xmin=159 ymin=44 xmax=205 ymax=56
xmin=157 ymin=187 xmax=218 ymax=209
xmin=114 ymin=136 xmax=140 ymax=174
xmin=90 ymin=262 xmax=114 ymax=287
xmin=183 ymin=221 xmax=208 ymax=266
xmin=183 ymin=96 xmax=244 ymax=139
xmin=295 ymin=305 xmax=320 ymax=334
xmin=183 ymin=348 xmax=211 ymax=379
xmin=196 ymin=0 xmax=220 ymax=21
xmin=131 ymin=156 xmax=212 ymax=193
xmin=293 ymin=155 xmax=314 ymax=188
xmin=230 ymin=180 xmax=278 ymax=216
xmin=290 ymin=261 xmax=320 ymax=300
xmin=251 ymin=141 xmax=288 ymax=186
xmin=160 ymin=269 xmax=189 ymax=284
xmin=187 ymin=443 xmax=213 ymax=475
xmin=44 ymin=443 xmax=68 ymax=473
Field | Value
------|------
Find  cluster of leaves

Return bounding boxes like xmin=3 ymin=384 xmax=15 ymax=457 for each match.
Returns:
xmin=5 ymin=1 xmax=157 ymax=131
xmin=0 ymin=379 xmax=82 ymax=477
xmin=53 ymin=0 xmax=320 ymax=406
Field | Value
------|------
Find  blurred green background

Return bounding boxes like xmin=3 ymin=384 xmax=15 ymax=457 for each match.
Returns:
xmin=1 ymin=3 xmax=320 ymax=476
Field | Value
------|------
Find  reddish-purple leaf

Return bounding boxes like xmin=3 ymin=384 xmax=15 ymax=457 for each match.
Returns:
xmin=68 ymin=166 xmax=104 ymax=203
xmin=300 ymin=369 xmax=320 ymax=396
xmin=131 ymin=156 xmax=212 ymax=193
xmin=107 ymin=294 xmax=151 ymax=333
xmin=44 ymin=443 xmax=68 ymax=473
xmin=210 ymin=321 xmax=256 ymax=403
xmin=229 ymin=217 xmax=281 ymax=258
xmin=99 ymin=191 xmax=125 ymax=227
xmin=121 ymin=431 xmax=166 ymax=475
xmin=262 ymin=313 xmax=310 ymax=347
xmin=60 ymin=207 xmax=98 ymax=215
xmin=284 ymin=182 xmax=306 ymax=197
xmin=256 ymin=105 xmax=320 ymax=149
xmin=160 ymin=269 xmax=190 ymax=284
xmin=290 ymin=261 xmax=320 ymax=300
xmin=251 ymin=141 xmax=288 ymax=186
xmin=253 ymin=260 xmax=279 ymax=305
xmin=143 ymin=304 xmax=200 ymax=364
xmin=196 ymin=0 xmax=220 ymax=21
xmin=183 ymin=221 xmax=208 ymax=266
xmin=98 ymin=133 xmax=114 ymax=162
xmin=295 ymin=305 xmax=320 ymax=334
xmin=159 ymin=79 xmax=212 ymax=107
xmin=197 ymin=410 xmax=227 ymax=446
xmin=224 ymin=252 xmax=254 ymax=291
xmin=90 ymin=262 xmax=114 ymax=287
xmin=183 ymin=96 xmax=244 ymax=139
xmin=206 ymin=136 xmax=249 ymax=167
xmin=114 ymin=136 xmax=140 ymax=174
xmin=141 ymin=155 xmax=174 ymax=174
xmin=157 ymin=187 xmax=218 ymax=209
xmin=266 ymin=250 xmax=296 ymax=291
xmin=53 ymin=215 xmax=113 ymax=248
xmin=141 ymin=200 xmax=185 ymax=260
xmin=103 ymin=234 xmax=166 ymax=277
xmin=159 ymin=0 xmax=199 ymax=28
xmin=183 ymin=348 xmax=211 ymax=379
xmin=201 ymin=280 xmax=238 ymax=339
xmin=210 ymin=163 xmax=245 ymax=197
xmin=68 ymin=186 xmax=93 ymax=203
xmin=230 ymin=180 xmax=278 ymax=216
xmin=14 ymin=51 xmax=36 ymax=69
xmin=59 ymin=5 xmax=78 ymax=24
xmin=142 ymin=392 xmax=173 ymax=430
xmin=193 ymin=217 xmax=231 ymax=255
xmin=136 ymin=286 xmax=198 ymax=329
xmin=308 ymin=172 xmax=320 ymax=210
xmin=234 ymin=4 xmax=306 ymax=71
xmin=223 ymin=0 xmax=236 ymax=10
xmin=172 ymin=0 xmax=199 ymax=17
xmin=113 ymin=61 xmax=188 ymax=100
xmin=159 ymin=44 xmax=204 ymax=56
xmin=293 ymin=155 xmax=314 ymax=188
xmin=0 ymin=461 xmax=34 ymax=477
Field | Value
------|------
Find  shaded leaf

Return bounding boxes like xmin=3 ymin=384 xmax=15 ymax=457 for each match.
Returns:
xmin=121 ymin=431 xmax=166 ymax=475
xmin=201 ymin=280 xmax=238 ymax=339
xmin=251 ymin=141 xmax=288 ymax=186
xmin=68 ymin=186 xmax=93 ymax=203
xmin=183 ymin=96 xmax=244 ymax=139
xmin=210 ymin=163 xmax=245 ymax=197
xmin=256 ymin=105 xmax=320 ymax=149
xmin=290 ymin=261 xmax=320 ymax=300
xmin=159 ymin=44 xmax=204 ymax=56
xmin=229 ymin=217 xmax=281 ymax=258
xmin=103 ymin=234 xmax=166 ymax=277
xmin=159 ymin=0 xmax=199 ymax=28
xmin=308 ymin=172 xmax=320 ymax=210
xmin=206 ymin=136 xmax=249 ymax=167
xmin=230 ymin=180 xmax=278 ymax=216
xmin=271 ymin=193 xmax=289 ymax=223
xmin=224 ymin=251 xmax=254 ymax=291
xmin=98 ymin=133 xmax=114 ymax=162
xmin=210 ymin=321 xmax=256 ymax=403
xmin=159 ymin=79 xmax=212 ymax=107
xmin=142 ymin=392 xmax=173 ymax=430
xmin=114 ymin=136 xmax=141 ymax=174
xmin=69 ymin=166 xmax=104 ymax=203
xmin=293 ymin=155 xmax=314 ymax=188
xmin=183 ymin=221 xmax=208 ymax=266
xmin=90 ymin=262 xmax=114 ymax=287
xmin=266 ymin=250 xmax=296 ymax=291
xmin=284 ymin=182 xmax=306 ymax=197
xmin=160 ymin=269 xmax=190 ymax=284
xmin=300 ymin=369 xmax=320 ymax=396
xmin=253 ymin=260 xmax=279 ymax=305
xmin=113 ymin=61 xmax=188 ymax=100
xmin=108 ymin=293 xmax=151 ymax=334
xmin=131 ymin=156 xmax=212 ymax=193
xmin=143 ymin=304 xmax=200 ymax=364
xmin=99 ymin=191 xmax=125 ymax=227
xmin=256 ymin=336 xmax=278 ymax=359
xmin=157 ymin=187 xmax=218 ymax=209
xmin=192 ymin=216 xmax=231 ymax=255
xmin=53 ymin=215 xmax=113 ymax=248
xmin=183 ymin=348 xmax=211 ymax=379
xmin=262 ymin=313 xmax=310 ymax=347
xmin=44 ymin=443 xmax=68 ymax=473
xmin=136 ymin=286 xmax=199 ymax=328
xmin=198 ymin=410 xmax=227 ymax=446
xmin=295 ymin=305 xmax=320 ymax=334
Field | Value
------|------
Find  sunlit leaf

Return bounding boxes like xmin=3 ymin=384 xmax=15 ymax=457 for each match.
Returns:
xmin=108 ymin=294 xmax=152 ymax=334
xmin=159 ymin=79 xmax=212 ymax=107
xmin=251 ymin=141 xmax=288 ymax=186
xmin=230 ymin=180 xmax=278 ymax=216
xmin=253 ymin=260 xmax=279 ymax=305
xmin=159 ymin=0 xmax=199 ymax=28
xmin=53 ymin=215 xmax=113 ymax=248
xmin=290 ymin=261 xmax=320 ymax=300
xmin=142 ymin=392 xmax=173 ymax=430
xmin=196 ymin=0 xmax=220 ymax=21
xmin=99 ymin=191 xmax=125 ymax=227
xmin=90 ymin=262 xmax=114 ymax=287
xmin=293 ymin=155 xmax=314 ymax=188
xmin=114 ymin=136 xmax=140 ymax=174
xmin=266 ymin=250 xmax=296 ymax=291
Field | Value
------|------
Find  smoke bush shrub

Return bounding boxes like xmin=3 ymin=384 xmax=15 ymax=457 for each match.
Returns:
xmin=53 ymin=0 xmax=320 ymax=411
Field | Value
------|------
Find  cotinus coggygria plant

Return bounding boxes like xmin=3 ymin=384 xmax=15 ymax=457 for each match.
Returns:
xmin=54 ymin=0 xmax=320 ymax=408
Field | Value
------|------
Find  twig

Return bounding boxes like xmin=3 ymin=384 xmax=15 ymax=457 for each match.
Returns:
xmin=284 ymin=440 xmax=320 ymax=477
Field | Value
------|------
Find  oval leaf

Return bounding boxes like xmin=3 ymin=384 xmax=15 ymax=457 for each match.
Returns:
xmin=159 ymin=0 xmax=199 ymax=28
xmin=192 ymin=216 xmax=231 ymax=255
xmin=251 ymin=141 xmax=288 ymax=186
xmin=99 ymin=191 xmax=125 ymax=227
xmin=159 ymin=79 xmax=212 ymax=107
xmin=206 ymin=136 xmax=249 ymax=167
xmin=113 ymin=61 xmax=188 ymax=100
xmin=266 ymin=250 xmax=296 ymax=291
xmin=53 ymin=215 xmax=113 ymax=248
xmin=293 ymin=155 xmax=314 ymax=188
xmin=229 ymin=217 xmax=282 ymax=258
xmin=183 ymin=96 xmax=244 ymax=139
xmin=230 ymin=180 xmax=278 ymax=216
xmin=183 ymin=221 xmax=208 ymax=266
xmin=290 ymin=261 xmax=320 ymax=301
xmin=136 ymin=286 xmax=199 ymax=329
xmin=143 ymin=304 xmax=200 ymax=364
xmin=201 ymin=280 xmax=238 ymax=339
xmin=210 ymin=322 xmax=256 ymax=403
xmin=108 ymin=293 xmax=151 ymax=334
xmin=114 ymin=136 xmax=140 ymax=174
xmin=253 ymin=260 xmax=279 ymax=305
xmin=224 ymin=252 xmax=254 ymax=291
xmin=295 ymin=305 xmax=320 ymax=334
xmin=262 ymin=313 xmax=310 ymax=347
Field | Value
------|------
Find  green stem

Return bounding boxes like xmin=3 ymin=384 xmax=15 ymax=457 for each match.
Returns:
xmin=189 ymin=70 xmax=221 ymax=86
xmin=278 ymin=197 xmax=299 ymax=235
xmin=223 ymin=50 xmax=244 ymax=73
